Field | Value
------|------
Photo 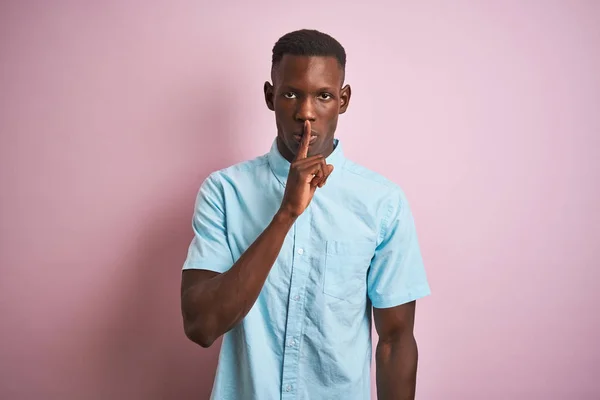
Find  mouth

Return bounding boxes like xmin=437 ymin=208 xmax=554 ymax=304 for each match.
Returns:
xmin=293 ymin=134 xmax=318 ymax=145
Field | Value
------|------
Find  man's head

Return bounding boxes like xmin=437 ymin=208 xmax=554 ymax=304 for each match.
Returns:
xmin=264 ymin=29 xmax=351 ymax=161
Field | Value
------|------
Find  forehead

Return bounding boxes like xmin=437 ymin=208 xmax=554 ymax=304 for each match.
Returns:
xmin=273 ymin=55 xmax=343 ymax=89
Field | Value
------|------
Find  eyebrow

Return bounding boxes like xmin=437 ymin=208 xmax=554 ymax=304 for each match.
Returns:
xmin=280 ymin=85 xmax=337 ymax=93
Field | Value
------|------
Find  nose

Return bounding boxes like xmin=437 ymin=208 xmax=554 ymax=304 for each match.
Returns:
xmin=294 ymin=97 xmax=316 ymax=122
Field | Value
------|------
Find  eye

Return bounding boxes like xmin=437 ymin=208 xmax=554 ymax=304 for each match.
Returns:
xmin=283 ymin=92 xmax=297 ymax=99
xmin=318 ymin=93 xmax=333 ymax=100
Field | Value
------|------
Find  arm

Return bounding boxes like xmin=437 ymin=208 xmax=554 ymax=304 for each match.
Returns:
xmin=368 ymin=182 xmax=430 ymax=398
xmin=181 ymin=121 xmax=333 ymax=348
xmin=373 ymin=301 xmax=418 ymax=400
xmin=181 ymin=211 xmax=296 ymax=348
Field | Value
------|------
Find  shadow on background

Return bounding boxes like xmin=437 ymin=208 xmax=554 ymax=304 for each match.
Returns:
xmin=94 ymin=85 xmax=241 ymax=399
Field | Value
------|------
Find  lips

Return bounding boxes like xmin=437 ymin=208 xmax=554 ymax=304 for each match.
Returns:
xmin=293 ymin=134 xmax=317 ymax=144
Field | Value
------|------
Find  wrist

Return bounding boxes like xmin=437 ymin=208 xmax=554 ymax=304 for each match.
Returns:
xmin=273 ymin=208 xmax=298 ymax=227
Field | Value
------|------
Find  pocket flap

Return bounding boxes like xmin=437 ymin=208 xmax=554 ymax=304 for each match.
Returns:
xmin=326 ymin=240 xmax=376 ymax=257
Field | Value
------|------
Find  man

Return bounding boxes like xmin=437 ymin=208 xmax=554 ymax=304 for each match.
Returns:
xmin=180 ymin=29 xmax=431 ymax=400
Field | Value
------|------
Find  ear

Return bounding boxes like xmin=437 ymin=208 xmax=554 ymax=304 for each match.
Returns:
xmin=339 ymin=84 xmax=351 ymax=114
xmin=264 ymin=81 xmax=275 ymax=111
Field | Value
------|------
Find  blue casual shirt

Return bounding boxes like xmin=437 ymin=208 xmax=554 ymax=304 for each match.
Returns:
xmin=182 ymin=138 xmax=431 ymax=400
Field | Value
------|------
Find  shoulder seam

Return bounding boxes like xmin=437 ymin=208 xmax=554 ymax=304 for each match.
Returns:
xmin=212 ymin=155 xmax=269 ymax=176
xmin=341 ymin=162 xmax=397 ymax=189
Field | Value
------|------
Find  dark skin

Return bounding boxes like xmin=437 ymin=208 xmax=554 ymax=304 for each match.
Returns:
xmin=181 ymin=54 xmax=419 ymax=399
xmin=265 ymin=55 xmax=348 ymax=164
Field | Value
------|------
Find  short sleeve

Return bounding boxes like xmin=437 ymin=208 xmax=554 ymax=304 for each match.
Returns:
xmin=367 ymin=188 xmax=431 ymax=308
xmin=182 ymin=173 xmax=234 ymax=273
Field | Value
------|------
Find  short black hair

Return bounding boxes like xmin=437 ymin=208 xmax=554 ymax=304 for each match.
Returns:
xmin=271 ymin=29 xmax=346 ymax=73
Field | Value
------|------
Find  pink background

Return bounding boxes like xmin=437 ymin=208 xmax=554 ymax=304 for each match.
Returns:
xmin=1 ymin=1 xmax=599 ymax=399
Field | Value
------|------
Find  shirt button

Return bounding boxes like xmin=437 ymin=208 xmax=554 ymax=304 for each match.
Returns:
xmin=285 ymin=385 xmax=292 ymax=392
xmin=297 ymin=248 xmax=304 ymax=255
xmin=288 ymin=339 xmax=296 ymax=347
xmin=293 ymin=295 xmax=300 ymax=301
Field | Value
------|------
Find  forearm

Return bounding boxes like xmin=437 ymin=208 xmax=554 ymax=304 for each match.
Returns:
xmin=183 ymin=210 xmax=296 ymax=347
xmin=376 ymin=334 xmax=419 ymax=400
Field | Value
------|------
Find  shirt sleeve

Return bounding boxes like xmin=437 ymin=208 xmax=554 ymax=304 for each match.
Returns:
xmin=182 ymin=173 xmax=234 ymax=273
xmin=367 ymin=188 xmax=431 ymax=308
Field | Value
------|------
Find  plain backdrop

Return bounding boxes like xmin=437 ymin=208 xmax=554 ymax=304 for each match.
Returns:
xmin=1 ymin=1 xmax=599 ymax=399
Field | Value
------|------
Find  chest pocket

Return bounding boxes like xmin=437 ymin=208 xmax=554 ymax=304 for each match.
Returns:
xmin=324 ymin=240 xmax=375 ymax=304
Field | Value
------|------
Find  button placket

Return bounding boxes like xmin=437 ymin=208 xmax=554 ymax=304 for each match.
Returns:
xmin=281 ymin=210 xmax=311 ymax=398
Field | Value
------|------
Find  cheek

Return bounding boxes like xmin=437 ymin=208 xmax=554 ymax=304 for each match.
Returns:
xmin=319 ymin=101 xmax=340 ymax=117
xmin=274 ymin=103 xmax=293 ymax=121
xmin=327 ymin=118 xmax=339 ymax=134
xmin=324 ymin=109 xmax=340 ymax=128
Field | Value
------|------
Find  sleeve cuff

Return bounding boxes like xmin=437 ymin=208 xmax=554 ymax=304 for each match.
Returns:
xmin=182 ymin=260 xmax=230 ymax=274
xmin=370 ymin=283 xmax=431 ymax=309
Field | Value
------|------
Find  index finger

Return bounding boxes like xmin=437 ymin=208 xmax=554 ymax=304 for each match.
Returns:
xmin=295 ymin=120 xmax=311 ymax=160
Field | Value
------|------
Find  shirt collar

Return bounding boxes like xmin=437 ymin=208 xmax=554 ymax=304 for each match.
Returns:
xmin=267 ymin=137 xmax=346 ymax=187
